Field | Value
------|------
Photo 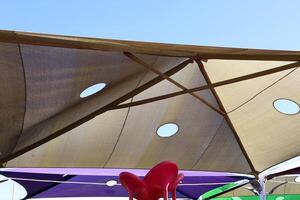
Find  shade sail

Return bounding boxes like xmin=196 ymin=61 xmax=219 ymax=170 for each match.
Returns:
xmin=0 ymin=168 xmax=253 ymax=199
xmin=0 ymin=30 xmax=300 ymax=181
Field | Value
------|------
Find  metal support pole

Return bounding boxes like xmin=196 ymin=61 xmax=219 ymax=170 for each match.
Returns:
xmin=259 ymin=176 xmax=266 ymax=200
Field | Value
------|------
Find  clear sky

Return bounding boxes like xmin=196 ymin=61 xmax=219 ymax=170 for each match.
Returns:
xmin=0 ymin=0 xmax=300 ymax=50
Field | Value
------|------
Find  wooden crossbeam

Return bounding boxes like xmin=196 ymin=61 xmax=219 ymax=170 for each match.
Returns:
xmin=2 ymin=30 xmax=300 ymax=61
xmin=110 ymin=61 xmax=300 ymax=110
xmin=124 ymin=52 xmax=225 ymax=116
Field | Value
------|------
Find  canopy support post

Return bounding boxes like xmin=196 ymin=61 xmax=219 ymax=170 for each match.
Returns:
xmin=259 ymin=177 xmax=266 ymax=200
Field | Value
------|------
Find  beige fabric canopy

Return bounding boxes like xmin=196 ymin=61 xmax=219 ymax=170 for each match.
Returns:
xmin=0 ymin=30 xmax=300 ymax=177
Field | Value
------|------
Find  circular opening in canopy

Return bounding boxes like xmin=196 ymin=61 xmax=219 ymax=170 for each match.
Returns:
xmin=273 ymin=99 xmax=300 ymax=115
xmin=156 ymin=123 xmax=179 ymax=138
xmin=80 ymin=83 xmax=106 ymax=98
xmin=106 ymin=180 xmax=117 ymax=187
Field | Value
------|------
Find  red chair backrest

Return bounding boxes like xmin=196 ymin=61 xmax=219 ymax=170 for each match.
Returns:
xmin=169 ymin=173 xmax=184 ymax=191
xmin=144 ymin=161 xmax=178 ymax=189
xmin=120 ymin=172 xmax=155 ymax=200
xmin=119 ymin=161 xmax=183 ymax=200
xmin=119 ymin=172 xmax=143 ymax=191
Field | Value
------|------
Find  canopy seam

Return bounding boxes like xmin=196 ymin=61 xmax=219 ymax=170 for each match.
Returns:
xmin=227 ymin=67 xmax=299 ymax=114
xmin=102 ymin=56 xmax=160 ymax=167
xmin=9 ymin=43 xmax=27 ymax=161
xmin=191 ymin=119 xmax=225 ymax=170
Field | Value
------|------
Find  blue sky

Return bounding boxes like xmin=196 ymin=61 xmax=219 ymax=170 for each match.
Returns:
xmin=0 ymin=0 xmax=300 ymax=50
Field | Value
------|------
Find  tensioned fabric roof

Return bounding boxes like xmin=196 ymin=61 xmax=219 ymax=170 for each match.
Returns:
xmin=0 ymin=30 xmax=300 ymax=176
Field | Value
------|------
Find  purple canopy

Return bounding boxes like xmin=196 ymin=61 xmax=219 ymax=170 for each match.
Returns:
xmin=0 ymin=168 xmax=254 ymax=199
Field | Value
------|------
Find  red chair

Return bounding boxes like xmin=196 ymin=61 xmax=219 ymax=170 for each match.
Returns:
xmin=119 ymin=161 xmax=184 ymax=200
xmin=169 ymin=173 xmax=185 ymax=199
xmin=119 ymin=172 xmax=154 ymax=200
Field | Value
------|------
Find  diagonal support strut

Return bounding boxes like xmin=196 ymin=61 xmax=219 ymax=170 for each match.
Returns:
xmin=194 ymin=57 xmax=258 ymax=176
xmin=109 ymin=61 xmax=300 ymax=111
xmin=124 ymin=52 xmax=225 ymax=116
